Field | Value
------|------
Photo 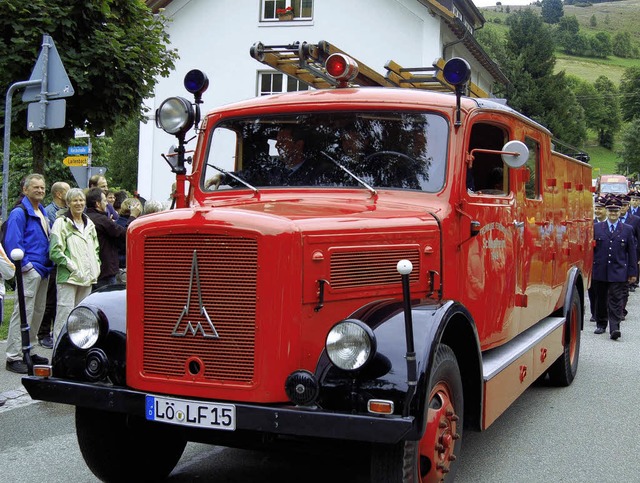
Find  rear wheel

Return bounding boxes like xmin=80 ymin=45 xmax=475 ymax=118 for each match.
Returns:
xmin=76 ymin=407 xmax=187 ymax=482
xmin=547 ymin=290 xmax=581 ymax=386
xmin=371 ymin=344 xmax=463 ymax=482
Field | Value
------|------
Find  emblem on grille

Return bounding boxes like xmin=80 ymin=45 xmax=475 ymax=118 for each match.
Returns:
xmin=171 ymin=250 xmax=220 ymax=338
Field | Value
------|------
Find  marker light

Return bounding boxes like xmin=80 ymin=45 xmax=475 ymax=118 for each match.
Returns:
xmin=155 ymin=96 xmax=195 ymax=135
xmin=443 ymin=58 xmax=471 ymax=86
xmin=325 ymin=53 xmax=359 ymax=86
xmin=184 ymin=69 xmax=209 ymax=96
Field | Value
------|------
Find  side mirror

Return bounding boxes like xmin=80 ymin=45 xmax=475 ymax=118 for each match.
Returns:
xmin=501 ymin=140 xmax=529 ymax=168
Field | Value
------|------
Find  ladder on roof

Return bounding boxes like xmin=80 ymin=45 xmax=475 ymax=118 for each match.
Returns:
xmin=249 ymin=40 xmax=489 ymax=98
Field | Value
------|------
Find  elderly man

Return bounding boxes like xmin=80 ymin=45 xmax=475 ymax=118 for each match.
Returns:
xmin=4 ymin=173 xmax=54 ymax=373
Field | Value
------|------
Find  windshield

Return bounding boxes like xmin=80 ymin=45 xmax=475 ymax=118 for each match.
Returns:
xmin=202 ymin=112 xmax=448 ymax=192
xmin=600 ymin=182 xmax=628 ymax=195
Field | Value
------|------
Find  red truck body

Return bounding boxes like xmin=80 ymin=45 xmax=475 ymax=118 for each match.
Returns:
xmin=24 ymin=62 xmax=593 ymax=482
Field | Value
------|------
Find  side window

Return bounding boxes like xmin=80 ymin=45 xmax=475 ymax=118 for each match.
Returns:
xmin=467 ymin=123 xmax=508 ymax=196
xmin=524 ymin=137 xmax=540 ymax=199
xmin=258 ymin=72 xmax=310 ymax=96
xmin=261 ymin=0 xmax=313 ymax=21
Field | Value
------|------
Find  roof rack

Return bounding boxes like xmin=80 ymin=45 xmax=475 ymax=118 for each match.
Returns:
xmin=249 ymin=40 xmax=488 ymax=98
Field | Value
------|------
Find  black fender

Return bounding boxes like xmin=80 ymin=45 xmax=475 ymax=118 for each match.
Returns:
xmin=52 ymin=284 xmax=127 ymax=385
xmin=560 ymin=266 xmax=585 ymax=331
xmin=317 ymin=298 xmax=482 ymax=438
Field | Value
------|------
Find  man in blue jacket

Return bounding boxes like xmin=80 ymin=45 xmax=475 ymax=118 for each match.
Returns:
xmin=4 ymin=173 xmax=54 ymax=373
xmin=592 ymin=197 xmax=638 ymax=340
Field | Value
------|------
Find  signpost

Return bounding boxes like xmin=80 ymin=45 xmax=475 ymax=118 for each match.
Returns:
xmin=2 ymin=34 xmax=74 ymax=221
xmin=63 ymin=155 xmax=89 ymax=167
xmin=68 ymin=145 xmax=89 ymax=155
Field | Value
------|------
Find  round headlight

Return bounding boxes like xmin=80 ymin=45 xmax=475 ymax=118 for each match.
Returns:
xmin=326 ymin=319 xmax=376 ymax=371
xmin=67 ymin=306 xmax=101 ymax=349
xmin=156 ymin=97 xmax=194 ymax=135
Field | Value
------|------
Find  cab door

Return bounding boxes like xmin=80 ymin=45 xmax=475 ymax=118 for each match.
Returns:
xmin=461 ymin=120 xmax=518 ymax=347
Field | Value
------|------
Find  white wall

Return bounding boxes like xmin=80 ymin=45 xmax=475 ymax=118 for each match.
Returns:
xmin=137 ymin=0 xmax=464 ymax=202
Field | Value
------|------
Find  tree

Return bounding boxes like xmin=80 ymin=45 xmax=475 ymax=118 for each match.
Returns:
xmin=0 ymin=0 xmax=177 ymax=175
xmin=619 ymin=67 xmax=640 ymax=122
xmin=570 ymin=75 xmax=621 ymax=149
xmin=541 ymin=0 xmax=563 ymax=24
xmin=618 ymin=118 xmax=640 ymax=175
xmin=613 ymin=31 xmax=634 ymax=58
xmin=589 ymin=14 xmax=597 ymax=27
xmin=107 ymin=116 xmax=141 ymax=193
xmin=593 ymin=76 xmax=621 ymax=149
xmin=485 ymin=9 xmax=587 ymax=148
xmin=590 ymin=32 xmax=612 ymax=58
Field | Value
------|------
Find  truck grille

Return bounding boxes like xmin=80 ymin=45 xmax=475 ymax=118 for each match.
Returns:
xmin=142 ymin=234 xmax=257 ymax=382
xmin=330 ymin=248 xmax=421 ymax=289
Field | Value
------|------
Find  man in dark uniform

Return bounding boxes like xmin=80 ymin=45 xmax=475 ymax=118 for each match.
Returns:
xmin=620 ymin=193 xmax=640 ymax=294
xmin=629 ymin=190 xmax=640 ymax=217
xmin=588 ymin=196 xmax=608 ymax=322
xmin=592 ymin=197 xmax=638 ymax=340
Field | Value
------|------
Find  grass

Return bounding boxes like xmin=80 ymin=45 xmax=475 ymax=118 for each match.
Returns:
xmin=1 ymin=292 xmax=13 ymax=340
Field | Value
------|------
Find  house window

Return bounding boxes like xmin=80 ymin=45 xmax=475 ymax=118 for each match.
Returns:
xmin=262 ymin=0 xmax=313 ymax=21
xmin=452 ymin=5 xmax=463 ymax=21
xmin=258 ymin=72 xmax=310 ymax=96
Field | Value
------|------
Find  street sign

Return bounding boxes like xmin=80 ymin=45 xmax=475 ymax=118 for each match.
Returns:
xmin=27 ymin=99 xmax=66 ymax=131
xmin=63 ymin=155 xmax=88 ymax=167
xmin=22 ymin=35 xmax=74 ymax=102
xmin=68 ymin=145 xmax=89 ymax=155
xmin=70 ymin=166 xmax=106 ymax=189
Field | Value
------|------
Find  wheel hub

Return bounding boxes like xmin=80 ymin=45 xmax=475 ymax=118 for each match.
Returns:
xmin=420 ymin=384 xmax=460 ymax=482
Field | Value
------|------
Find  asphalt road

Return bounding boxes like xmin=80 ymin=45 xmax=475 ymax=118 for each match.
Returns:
xmin=1 ymin=290 xmax=639 ymax=482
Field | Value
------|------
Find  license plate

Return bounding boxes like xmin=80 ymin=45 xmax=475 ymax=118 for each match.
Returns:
xmin=145 ymin=395 xmax=236 ymax=431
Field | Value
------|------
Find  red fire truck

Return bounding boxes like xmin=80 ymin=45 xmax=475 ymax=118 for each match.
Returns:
xmin=24 ymin=43 xmax=593 ymax=482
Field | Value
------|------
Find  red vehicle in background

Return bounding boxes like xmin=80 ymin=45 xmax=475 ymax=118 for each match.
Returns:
xmin=596 ymin=174 xmax=629 ymax=195
xmin=24 ymin=50 xmax=593 ymax=482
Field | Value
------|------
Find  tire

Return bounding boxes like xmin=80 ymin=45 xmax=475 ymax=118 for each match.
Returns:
xmin=371 ymin=344 xmax=463 ymax=483
xmin=547 ymin=290 xmax=581 ymax=387
xmin=76 ymin=407 xmax=187 ymax=482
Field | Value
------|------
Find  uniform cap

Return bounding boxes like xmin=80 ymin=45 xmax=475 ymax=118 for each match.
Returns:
xmin=619 ymin=194 xmax=631 ymax=204
xmin=630 ymin=191 xmax=640 ymax=199
xmin=606 ymin=198 xmax=622 ymax=210
xmin=594 ymin=196 xmax=606 ymax=207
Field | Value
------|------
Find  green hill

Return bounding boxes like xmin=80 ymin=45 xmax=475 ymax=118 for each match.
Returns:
xmin=479 ymin=0 xmax=640 ymax=175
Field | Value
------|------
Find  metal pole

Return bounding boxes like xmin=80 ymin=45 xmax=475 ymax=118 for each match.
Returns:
xmin=36 ymin=35 xmax=51 ymax=130
xmin=2 ymin=80 xmax=41 ymax=221
xmin=10 ymin=249 xmax=32 ymax=375
xmin=86 ymin=134 xmax=92 ymax=187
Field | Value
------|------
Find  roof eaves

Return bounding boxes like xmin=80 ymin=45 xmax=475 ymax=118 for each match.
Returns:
xmin=145 ymin=0 xmax=174 ymax=13
xmin=417 ymin=0 xmax=509 ymax=87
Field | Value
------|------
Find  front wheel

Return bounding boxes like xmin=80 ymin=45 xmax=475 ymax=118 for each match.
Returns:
xmin=76 ymin=407 xmax=187 ymax=482
xmin=371 ymin=344 xmax=463 ymax=482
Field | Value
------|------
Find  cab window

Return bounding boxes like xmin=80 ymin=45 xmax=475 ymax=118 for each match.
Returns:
xmin=467 ymin=123 xmax=508 ymax=196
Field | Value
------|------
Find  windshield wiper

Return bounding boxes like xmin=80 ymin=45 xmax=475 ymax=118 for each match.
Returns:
xmin=321 ymin=152 xmax=377 ymax=197
xmin=206 ymin=164 xmax=259 ymax=193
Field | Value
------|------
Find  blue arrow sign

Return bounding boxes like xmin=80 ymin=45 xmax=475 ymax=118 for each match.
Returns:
xmin=68 ymin=145 xmax=89 ymax=155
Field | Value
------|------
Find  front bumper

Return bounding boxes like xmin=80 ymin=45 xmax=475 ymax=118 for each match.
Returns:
xmin=22 ymin=376 xmax=416 ymax=444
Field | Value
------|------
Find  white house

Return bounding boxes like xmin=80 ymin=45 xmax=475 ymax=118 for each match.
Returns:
xmin=139 ymin=0 xmax=506 ymax=202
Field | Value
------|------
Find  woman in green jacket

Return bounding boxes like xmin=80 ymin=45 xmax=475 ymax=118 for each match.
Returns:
xmin=49 ymin=188 xmax=101 ymax=344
